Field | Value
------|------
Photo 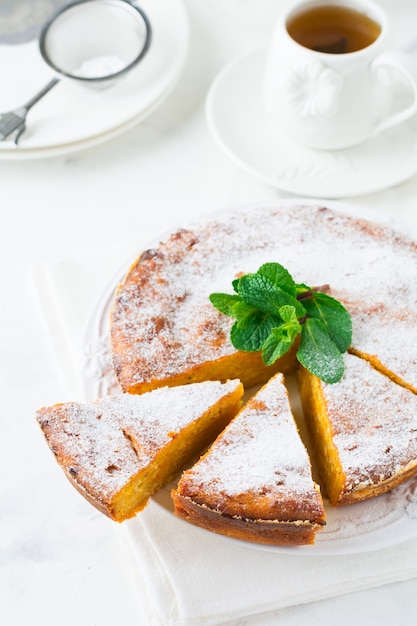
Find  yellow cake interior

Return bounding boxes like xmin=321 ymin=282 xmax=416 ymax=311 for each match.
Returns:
xmin=110 ymin=389 xmax=242 ymax=520
xmin=297 ymin=366 xmax=347 ymax=505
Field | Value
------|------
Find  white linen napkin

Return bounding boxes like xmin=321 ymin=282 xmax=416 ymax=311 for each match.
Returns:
xmin=32 ymin=248 xmax=417 ymax=626
xmin=121 ymin=501 xmax=417 ymax=626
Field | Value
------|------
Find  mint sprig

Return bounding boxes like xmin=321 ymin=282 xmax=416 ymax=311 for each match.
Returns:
xmin=209 ymin=262 xmax=352 ymax=383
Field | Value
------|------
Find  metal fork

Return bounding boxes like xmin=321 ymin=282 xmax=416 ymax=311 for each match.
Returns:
xmin=0 ymin=77 xmax=60 ymax=144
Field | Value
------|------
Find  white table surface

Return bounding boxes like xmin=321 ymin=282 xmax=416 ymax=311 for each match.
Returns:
xmin=2 ymin=0 xmax=417 ymax=624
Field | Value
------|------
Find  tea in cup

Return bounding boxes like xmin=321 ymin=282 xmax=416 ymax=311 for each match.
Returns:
xmin=263 ymin=0 xmax=417 ymax=150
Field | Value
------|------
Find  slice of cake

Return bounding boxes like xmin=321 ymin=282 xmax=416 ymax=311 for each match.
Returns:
xmin=172 ymin=373 xmax=326 ymax=546
xmin=298 ymin=353 xmax=417 ymax=505
xmin=36 ymin=380 xmax=243 ymax=522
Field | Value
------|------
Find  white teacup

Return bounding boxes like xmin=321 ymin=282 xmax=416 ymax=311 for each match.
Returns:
xmin=263 ymin=0 xmax=417 ymax=150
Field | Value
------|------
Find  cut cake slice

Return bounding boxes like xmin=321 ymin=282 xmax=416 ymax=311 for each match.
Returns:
xmin=172 ymin=373 xmax=326 ymax=546
xmin=298 ymin=353 xmax=417 ymax=505
xmin=36 ymin=379 xmax=243 ymax=522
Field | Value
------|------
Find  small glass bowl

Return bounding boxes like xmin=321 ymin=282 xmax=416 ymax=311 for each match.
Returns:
xmin=39 ymin=0 xmax=152 ymax=84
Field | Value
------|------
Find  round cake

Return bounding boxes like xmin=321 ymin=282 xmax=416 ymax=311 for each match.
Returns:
xmin=109 ymin=203 xmax=417 ymax=523
xmin=36 ymin=202 xmax=417 ymax=546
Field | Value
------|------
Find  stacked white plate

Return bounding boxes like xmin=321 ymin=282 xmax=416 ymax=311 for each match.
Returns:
xmin=0 ymin=0 xmax=188 ymax=159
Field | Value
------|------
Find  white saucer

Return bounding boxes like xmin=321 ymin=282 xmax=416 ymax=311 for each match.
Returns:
xmin=0 ymin=0 xmax=188 ymax=159
xmin=206 ymin=46 xmax=417 ymax=198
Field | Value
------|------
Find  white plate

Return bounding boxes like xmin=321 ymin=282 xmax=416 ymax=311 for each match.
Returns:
xmin=0 ymin=0 xmax=188 ymax=159
xmin=80 ymin=199 xmax=417 ymax=555
xmin=206 ymin=46 xmax=417 ymax=199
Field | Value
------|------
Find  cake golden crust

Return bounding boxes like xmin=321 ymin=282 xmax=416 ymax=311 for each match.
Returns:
xmin=298 ymin=354 xmax=417 ymax=505
xmin=36 ymin=380 xmax=243 ymax=522
xmin=172 ymin=496 xmax=323 ymax=546
xmin=172 ymin=374 xmax=325 ymax=546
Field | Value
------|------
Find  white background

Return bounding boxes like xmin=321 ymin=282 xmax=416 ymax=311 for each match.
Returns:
xmin=2 ymin=1 xmax=417 ymax=624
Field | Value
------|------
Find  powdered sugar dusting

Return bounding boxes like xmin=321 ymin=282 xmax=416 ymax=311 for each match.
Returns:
xmin=323 ymin=354 xmax=417 ymax=488
xmin=110 ymin=205 xmax=417 ymax=390
xmin=183 ymin=375 xmax=319 ymax=503
xmin=347 ymin=303 xmax=417 ymax=390
xmin=37 ymin=380 xmax=241 ymax=501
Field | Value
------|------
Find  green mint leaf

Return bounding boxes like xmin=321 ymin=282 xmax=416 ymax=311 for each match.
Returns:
xmin=233 ymin=300 xmax=259 ymax=327
xmin=209 ymin=293 xmax=241 ymax=317
xmin=237 ymin=273 xmax=305 ymax=317
xmin=257 ymin=263 xmax=297 ymax=297
xmin=261 ymin=307 xmax=301 ymax=365
xmin=262 ymin=330 xmax=294 ymax=365
xmin=297 ymin=318 xmax=345 ymax=383
xmin=209 ymin=261 xmax=352 ymax=384
xmin=278 ymin=304 xmax=299 ymax=325
xmin=301 ymin=292 xmax=352 ymax=352
xmin=296 ymin=282 xmax=310 ymax=295
xmin=230 ymin=312 xmax=281 ymax=352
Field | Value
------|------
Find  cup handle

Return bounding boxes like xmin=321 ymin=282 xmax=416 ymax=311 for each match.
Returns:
xmin=371 ymin=51 xmax=417 ymax=135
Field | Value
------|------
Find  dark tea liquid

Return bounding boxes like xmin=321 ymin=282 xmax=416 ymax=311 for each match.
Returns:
xmin=286 ymin=5 xmax=382 ymax=54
